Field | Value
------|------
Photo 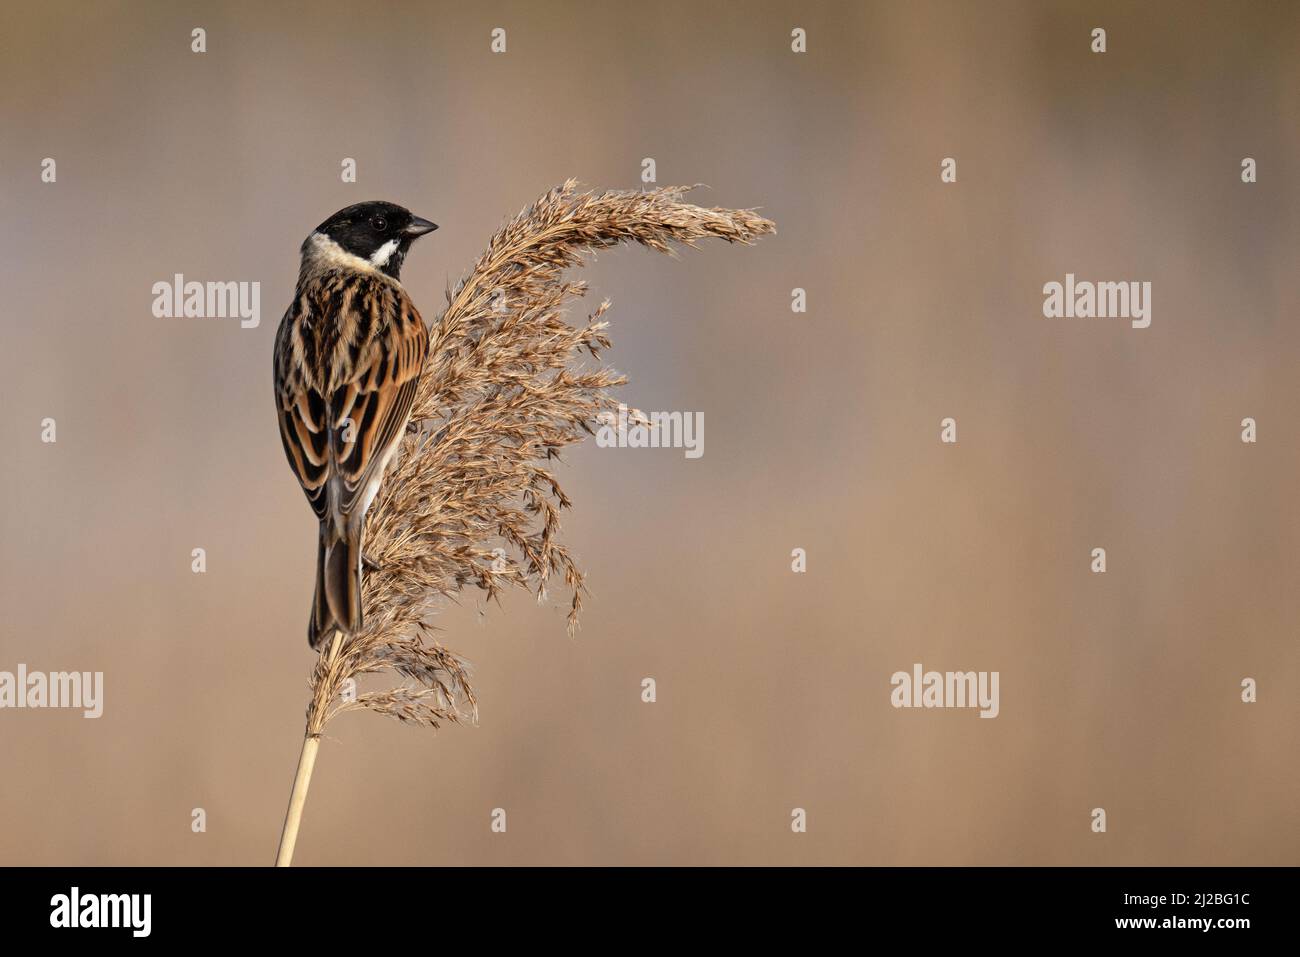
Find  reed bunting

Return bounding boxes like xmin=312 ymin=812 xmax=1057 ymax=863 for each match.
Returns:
xmin=274 ymin=201 xmax=438 ymax=649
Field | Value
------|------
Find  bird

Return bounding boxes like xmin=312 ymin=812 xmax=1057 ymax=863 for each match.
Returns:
xmin=273 ymin=201 xmax=438 ymax=649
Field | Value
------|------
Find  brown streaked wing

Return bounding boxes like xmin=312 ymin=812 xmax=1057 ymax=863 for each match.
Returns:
xmin=274 ymin=316 xmax=331 ymax=519
xmin=332 ymin=291 xmax=428 ymax=516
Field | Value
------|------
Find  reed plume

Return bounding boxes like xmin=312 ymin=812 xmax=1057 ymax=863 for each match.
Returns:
xmin=275 ymin=181 xmax=774 ymax=865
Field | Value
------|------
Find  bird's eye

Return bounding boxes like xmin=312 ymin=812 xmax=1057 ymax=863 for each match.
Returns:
xmin=371 ymin=216 xmax=388 ymax=232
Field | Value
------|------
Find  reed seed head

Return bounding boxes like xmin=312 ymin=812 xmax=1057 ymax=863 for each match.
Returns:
xmin=304 ymin=182 xmax=775 ymax=736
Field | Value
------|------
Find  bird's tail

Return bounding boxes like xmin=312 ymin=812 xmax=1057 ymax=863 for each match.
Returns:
xmin=309 ymin=521 xmax=363 ymax=650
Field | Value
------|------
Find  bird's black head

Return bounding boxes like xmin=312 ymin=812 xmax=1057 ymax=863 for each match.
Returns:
xmin=307 ymin=200 xmax=438 ymax=279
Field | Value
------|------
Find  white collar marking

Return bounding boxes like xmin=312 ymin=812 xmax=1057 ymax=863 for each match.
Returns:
xmin=369 ymin=238 xmax=400 ymax=267
xmin=301 ymin=232 xmax=404 ymax=286
xmin=304 ymin=232 xmax=376 ymax=273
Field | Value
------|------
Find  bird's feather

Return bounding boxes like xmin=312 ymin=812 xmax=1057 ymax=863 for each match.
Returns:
xmin=274 ymin=268 xmax=428 ymax=646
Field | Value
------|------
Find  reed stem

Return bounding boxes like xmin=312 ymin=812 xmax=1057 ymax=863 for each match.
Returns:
xmin=274 ymin=733 xmax=320 ymax=866
xmin=275 ymin=631 xmax=341 ymax=866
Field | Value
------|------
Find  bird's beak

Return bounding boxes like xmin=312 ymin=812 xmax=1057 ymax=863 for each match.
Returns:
xmin=404 ymin=216 xmax=439 ymax=238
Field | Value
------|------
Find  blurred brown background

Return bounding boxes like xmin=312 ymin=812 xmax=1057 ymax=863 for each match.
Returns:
xmin=1 ymin=0 xmax=1297 ymax=865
